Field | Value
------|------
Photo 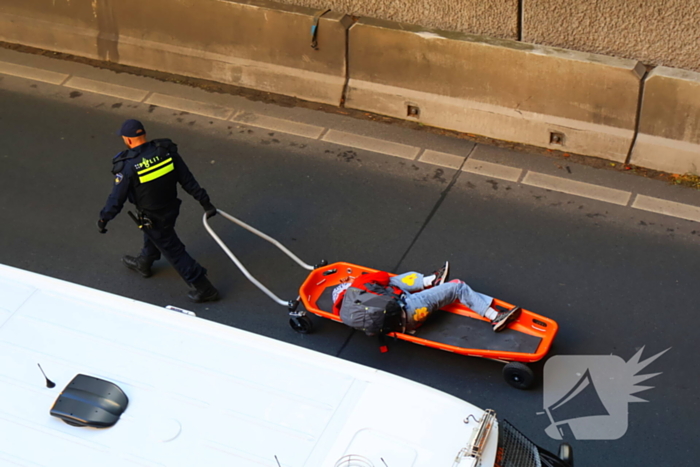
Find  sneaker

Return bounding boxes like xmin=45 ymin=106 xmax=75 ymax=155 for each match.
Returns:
xmin=492 ymin=306 xmax=521 ymax=332
xmin=430 ymin=261 xmax=450 ymax=287
xmin=122 ymin=255 xmax=153 ymax=278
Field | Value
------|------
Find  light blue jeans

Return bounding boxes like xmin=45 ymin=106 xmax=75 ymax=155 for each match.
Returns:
xmin=390 ymin=272 xmax=493 ymax=331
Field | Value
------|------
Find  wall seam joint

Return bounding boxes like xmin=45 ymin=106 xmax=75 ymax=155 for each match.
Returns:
xmin=339 ymin=19 xmax=354 ymax=107
xmin=625 ymin=66 xmax=652 ymax=166
xmin=517 ymin=0 xmax=524 ymax=41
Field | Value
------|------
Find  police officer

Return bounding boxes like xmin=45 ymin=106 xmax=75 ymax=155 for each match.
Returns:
xmin=97 ymin=119 xmax=219 ymax=303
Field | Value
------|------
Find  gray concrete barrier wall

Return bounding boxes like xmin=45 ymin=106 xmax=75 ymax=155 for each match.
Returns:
xmin=344 ymin=18 xmax=645 ymax=162
xmin=0 ymin=0 xmax=351 ymax=105
xmin=631 ymin=68 xmax=700 ymax=175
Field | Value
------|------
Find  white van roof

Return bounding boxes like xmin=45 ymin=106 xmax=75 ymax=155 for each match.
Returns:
xmin=0 ymin=264 xmax=498 ymax=467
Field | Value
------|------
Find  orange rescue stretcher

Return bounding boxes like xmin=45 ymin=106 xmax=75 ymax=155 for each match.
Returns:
xmin=204 ymin=211 xmax=558 ymax=389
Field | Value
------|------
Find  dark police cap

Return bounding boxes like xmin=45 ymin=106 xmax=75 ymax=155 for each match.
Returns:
xmin=117 ymin=119 xmax=146 ymax=137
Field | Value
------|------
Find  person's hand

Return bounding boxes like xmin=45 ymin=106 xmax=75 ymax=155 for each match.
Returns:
xmin=203 ymin=202 xmax=217 ymax=219
xmin=97 ymin=219 xmax=108 ymax=234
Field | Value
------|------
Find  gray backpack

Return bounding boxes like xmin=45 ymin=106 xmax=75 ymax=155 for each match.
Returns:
xmin=339 ymin=282 xmax=403 ymax=335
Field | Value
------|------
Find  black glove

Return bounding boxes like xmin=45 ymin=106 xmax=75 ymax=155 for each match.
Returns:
xmin=202 ymin=201 xmax=217 ymax=219
xmin=97 ymin=219 xmax=108 ymax=234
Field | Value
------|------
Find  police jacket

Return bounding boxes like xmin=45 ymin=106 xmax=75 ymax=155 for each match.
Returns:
xmin=99 ymin=139 xmax=213 ymax=221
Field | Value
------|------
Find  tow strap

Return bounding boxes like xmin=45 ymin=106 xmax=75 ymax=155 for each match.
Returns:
xmin=310 ymin=8 xmax=331 ymax=49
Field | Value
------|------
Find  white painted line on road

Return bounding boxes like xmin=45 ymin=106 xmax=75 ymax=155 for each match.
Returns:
xmin=232 ymin=112 xmax=324 ymax=139
xmin=523 ymin=172 xmax=632 ymax=206
xmin=145 ymin=94 xmax=234 ymax=120
xmin=632 ymin=195 xmax=700 ymax=223
xmin=322 ymin=130 xmax=421 ymax=160
xmin=0 ymin=61 xmax=69 ymax=85
xmin=63 ymin=77 xmax=150 ymax=102
xmin=419 ymin=150 xmax=465 ymax=169
xmin=463 ymin=158 xmax=522 ymax=182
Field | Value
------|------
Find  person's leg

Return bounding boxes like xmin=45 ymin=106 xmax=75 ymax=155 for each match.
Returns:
xmin=402 ymin=281 xmax=461 ymax=330
xmin=423 ymin=261 xmax=449 ymax=288
xmin=403 ymin=280 xmax=494 ymax=331
xmin=140 ymin=232 xmax=161 ymax=264
xmin=151 ymin=208 xmax=206 ymax=284
xmin=390 ymin=272 xmax=426 ymax=293
xmin=389 ymin=262 xmax=450 ymax=293
xmin=156 ymin=227 xmax=205 ymax=282
xmin=452 ymin=280 xmax=494 ymax=317
xmin=122 ymin=231 xmax=161 ymax=277
xmin=446 ymin=280 xmax=521 ymax=332
xmin=406 ymin=280 xmax=521 ymax=332
xmin=141 ymin=207 xmax=217 ymax=302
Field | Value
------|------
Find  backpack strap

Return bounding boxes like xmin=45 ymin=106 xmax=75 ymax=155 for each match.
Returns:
xmin=152 ymin=138 xmax=177 ymax=157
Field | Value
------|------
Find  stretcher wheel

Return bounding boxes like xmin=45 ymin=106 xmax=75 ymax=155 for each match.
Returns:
xmin=503 ymin=362 xmax=534 ymax=389
xmin=289 ymin=315 xmax=314 ymax=334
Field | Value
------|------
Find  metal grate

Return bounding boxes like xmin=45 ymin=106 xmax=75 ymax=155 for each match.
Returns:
xmin=496 ymin=419 xmax=542 ymax=467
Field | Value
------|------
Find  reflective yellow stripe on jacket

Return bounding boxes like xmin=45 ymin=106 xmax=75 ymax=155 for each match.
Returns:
xmin=137 ymin=158 xmax=174 ymax=183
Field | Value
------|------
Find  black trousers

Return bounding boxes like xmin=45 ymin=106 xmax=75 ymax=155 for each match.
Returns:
xmin=139 ymin=201 xmax=206 ymax=284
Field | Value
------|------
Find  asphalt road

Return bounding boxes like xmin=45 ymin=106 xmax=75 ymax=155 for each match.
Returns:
xmin=1 ymin=55 xmax=699 ymax=466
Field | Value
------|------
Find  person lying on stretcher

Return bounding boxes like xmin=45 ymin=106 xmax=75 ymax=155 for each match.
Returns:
xmin=331 ymin=262 xmax=521 ymax=336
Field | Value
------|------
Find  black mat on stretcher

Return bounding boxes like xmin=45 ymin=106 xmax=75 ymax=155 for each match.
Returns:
xmin=316 ymin=286 xmax=542 ymax=354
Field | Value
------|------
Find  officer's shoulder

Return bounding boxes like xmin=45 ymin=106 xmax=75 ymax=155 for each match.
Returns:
xmin=111 ymin=150 xmax=132 ymax=175
xmin=153 ymin=138 xmax=177 ymax=151
xmin=112 ymin=150 xmax=127 ymax=162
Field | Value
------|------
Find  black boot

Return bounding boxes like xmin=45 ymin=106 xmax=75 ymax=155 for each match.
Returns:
xmin=187 ymin=275 xmax=220 ymax=303
xmin=122 ymin=255 xmax=154 ymax=278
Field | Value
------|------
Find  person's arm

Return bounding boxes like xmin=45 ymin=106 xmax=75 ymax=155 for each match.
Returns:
xmin=98 ymin=170 xmax=130 ymax=224
xmin=172 ymin=151 xmax=215 ymax=216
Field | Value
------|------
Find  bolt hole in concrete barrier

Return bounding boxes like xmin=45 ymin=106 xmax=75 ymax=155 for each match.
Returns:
xmin=406 ymin=104 xmax=420 ymax=118
xmin=550 ymin=131 xmax=566 ymax=145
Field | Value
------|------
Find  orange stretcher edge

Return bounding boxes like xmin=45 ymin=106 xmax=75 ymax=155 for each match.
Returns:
xmin=299 ymin=262 xmax=558 ymax=363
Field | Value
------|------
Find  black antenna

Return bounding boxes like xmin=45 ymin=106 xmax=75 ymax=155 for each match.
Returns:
xmin=274 ymin=455 xmax=281 ymax=467
xmin=381 ymin=458 xmax=389 ymax=467
xmin=37 ymin=364 xmax=56 ymax=388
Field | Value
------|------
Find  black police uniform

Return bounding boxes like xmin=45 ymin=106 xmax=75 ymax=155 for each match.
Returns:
xmin=99 ymin=138 xmax=214 ymax=286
